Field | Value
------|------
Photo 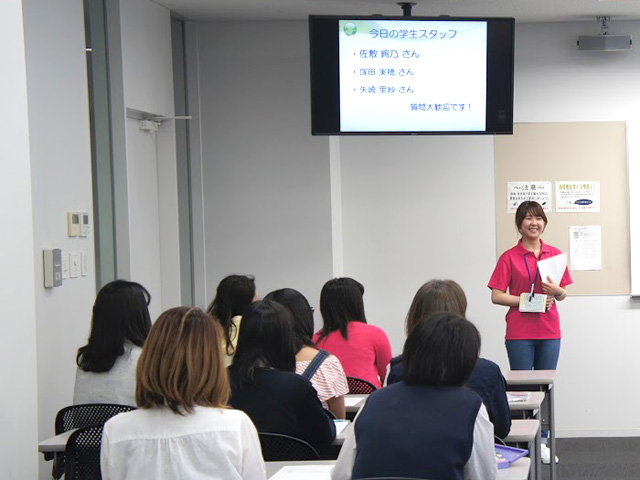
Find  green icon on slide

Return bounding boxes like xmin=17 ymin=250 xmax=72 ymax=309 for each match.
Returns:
xmin=344 ymin=22 xmax=357 ymax=36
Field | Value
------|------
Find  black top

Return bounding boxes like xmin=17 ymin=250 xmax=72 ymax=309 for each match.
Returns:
xmin=352 ymin=382 xmax=481 ymax=480
xmin=228 ymin=367 xmax=336 ymax=448
xmin=388 ymin=355 xmax=511 ymax=438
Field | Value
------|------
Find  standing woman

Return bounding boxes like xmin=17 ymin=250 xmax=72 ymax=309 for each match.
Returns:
xmin=206 ymin=275 xmax=257 ymax=366
xmin=489 ymin=201 xmax=573 ymax=371
xmin=313 ymin=278 xmax=392 ymax=388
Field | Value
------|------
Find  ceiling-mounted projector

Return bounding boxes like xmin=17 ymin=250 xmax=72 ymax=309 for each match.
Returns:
xmin=577 ymin=16 xmax=632 ymax=51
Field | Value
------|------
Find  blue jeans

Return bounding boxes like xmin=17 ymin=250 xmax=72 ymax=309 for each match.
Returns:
xmin=505 ymin=339 xmax=561 ymax=370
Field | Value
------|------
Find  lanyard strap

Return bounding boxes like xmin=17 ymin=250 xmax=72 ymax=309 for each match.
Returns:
xmin=523 ymin=254 xmax=540 ymax=288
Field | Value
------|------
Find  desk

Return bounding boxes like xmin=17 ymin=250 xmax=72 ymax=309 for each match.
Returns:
xmin=504 ymin=370 xmax=556 ymax=480
xmin=508 ymin=391 xmax=545 ymax=420
xmin=39 ymin=423 xmax=352 ymax=454
xmin=504 ymin=419 xmax=540 ymax=480
xmin=266 ymin=457 xmax=531 ymax=480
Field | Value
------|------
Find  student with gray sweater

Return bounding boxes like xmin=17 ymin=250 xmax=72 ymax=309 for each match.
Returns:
xmin=73 ymin=280 xmax=151 ymax=406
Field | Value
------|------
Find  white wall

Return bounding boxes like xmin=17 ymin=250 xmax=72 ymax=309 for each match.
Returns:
xmin=21 ymin=1 xmax=97 ymax=478
xmin=194 ymin=21 xmax=334 ymax=311
xmin=194 ymin=19 xmax=640 ymax=437
xmin=14 ymin=1 xmax=180 ymax=478
xmin=339 ymin=135 xmax=500 ymax=357
xmin=0 ymin=2 xmax=39 ymax=477
xmin=342 ymin=21 xmax=640 ymax=437
xmin=512 ymin=21 xmax=640 ymax=436
xmin=120 ymin=0 xmax=181 ymax=314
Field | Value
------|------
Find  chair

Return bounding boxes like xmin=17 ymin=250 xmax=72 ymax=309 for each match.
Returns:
xmin=52 ymin=404 xmax=135 ymax=479
xmin=347 ymin=376 xmax=377 ymax=395
xmin=64 ymin=425 xmax=104 ymax=480
xmin=258 ymin=432 xmax=319 ymax=461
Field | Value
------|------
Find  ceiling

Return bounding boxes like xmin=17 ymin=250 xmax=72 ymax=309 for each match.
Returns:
xmin=154 ymin=0 xmax=640 ymax=24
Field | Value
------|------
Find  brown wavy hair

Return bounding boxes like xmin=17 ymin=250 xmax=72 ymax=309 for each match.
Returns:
xmin=405 ymin=280 xmax=467 ymax=336
xmin=136 ymin=307 xmax=230 ymax=414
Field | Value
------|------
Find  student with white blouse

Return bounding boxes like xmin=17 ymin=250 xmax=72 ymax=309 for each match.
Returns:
xmin=100 ymin=307 xmax=266 ymax=480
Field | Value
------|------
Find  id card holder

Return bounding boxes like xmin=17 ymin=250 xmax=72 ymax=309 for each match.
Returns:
xmin=519 ymin=293 xmax=547 ymax=313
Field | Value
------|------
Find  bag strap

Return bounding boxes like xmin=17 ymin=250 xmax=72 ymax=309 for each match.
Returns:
xmin=301 ymin=349 xmax=330 ymax=380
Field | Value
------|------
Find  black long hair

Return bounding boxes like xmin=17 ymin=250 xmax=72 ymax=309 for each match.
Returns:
xmin=403 ymin=312 xmax=480 ymax=387
xmin=264 ymin=288 xmax=315 ymax=351
xmin=232 ymin=300 xmax=297 ymax=387
xmin=317 ymin=277 xmax=366 ymax=342
xmin=206 ymin=275 xmax=256 ymax=355
xmin=76 ymin=280 xmax=151 ymax=372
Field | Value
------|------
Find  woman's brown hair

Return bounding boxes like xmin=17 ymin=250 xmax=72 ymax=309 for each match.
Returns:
xmin=405 ymin=280 xmax=467 ymax=336
xmin=136 ymin=307 xmax=230 ymax=414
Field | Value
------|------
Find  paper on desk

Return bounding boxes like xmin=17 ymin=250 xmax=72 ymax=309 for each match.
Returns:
xmin=333 ymin=419 xmax=350 ymax=436
xmin=537 ymin=253 xmax=567 ymax=285
xmin=269 ymin=465 xmax=333 ymax=479
xmin=344 ymin=395 xmax=365 ymax=407
xmin=507 ymin=392 xmax=529 ymax=403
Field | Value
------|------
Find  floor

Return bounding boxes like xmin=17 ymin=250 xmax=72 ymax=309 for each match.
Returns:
xmin=541 ymin=437 xmax=640 ymax=480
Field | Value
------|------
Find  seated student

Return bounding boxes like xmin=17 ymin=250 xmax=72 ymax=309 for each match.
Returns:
xmin=265 ymin=288 xmax=349 ymax=419
xmin=74 ymin=280 xmax=151 ymax=406
xmin=313 ymin=278 xmax=392 ymax=388
xmin=206 ymin=274 xmax=257 ymax=366
xmin=387 ymin=279 xmax=511 ymax=439
xmin=101 ymin=307 xmax=265 ymax=480
xmin=229 ymin=300 xmax=336 ymax=449
xmin=332 ymin=313 xmax=497 ymax=480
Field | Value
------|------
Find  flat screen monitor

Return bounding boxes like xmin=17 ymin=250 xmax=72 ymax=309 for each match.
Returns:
xmin=309 ymin=15 xmax=515 ymax=135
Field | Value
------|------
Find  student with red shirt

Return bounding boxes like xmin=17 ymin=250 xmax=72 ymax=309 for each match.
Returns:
xmin=313 ymin=278 xmax=392 ymax=388
xmin=488 ymin=201 xmax=573 ymax=371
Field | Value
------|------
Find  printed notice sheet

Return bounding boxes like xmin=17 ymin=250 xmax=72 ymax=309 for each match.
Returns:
xmin=507 ymin=181 xmax=552 ymax=213
xmin=555 ymin=181 xmax=600 ymax=212
xmin=569 ymin=226 xmax=602 ymax=271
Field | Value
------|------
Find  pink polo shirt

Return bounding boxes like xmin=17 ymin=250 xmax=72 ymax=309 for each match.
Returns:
xmin=312 ymin=321 xmax=392 ymax=388
xmin=488 ymin=240 xmax=573 ymax=340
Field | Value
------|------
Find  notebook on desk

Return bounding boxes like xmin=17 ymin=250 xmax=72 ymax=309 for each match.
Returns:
xmin=507 ymin=392 xmax=529 ymax=403
xmin=333 ymin=419 xmax=350 ymax=436
xmin=269 ymin=465 xmax=333 ymax=479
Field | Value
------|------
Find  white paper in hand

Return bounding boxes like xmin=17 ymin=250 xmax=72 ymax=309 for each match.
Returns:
xmin=537 ymin=253 xmax=567 ymax=285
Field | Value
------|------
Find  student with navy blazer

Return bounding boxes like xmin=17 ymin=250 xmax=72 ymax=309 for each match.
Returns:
xmin=332 ymin=313 xmax=497 ymax=480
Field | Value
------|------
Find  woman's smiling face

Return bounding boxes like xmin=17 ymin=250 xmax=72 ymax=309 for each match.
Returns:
xmin=520 ymin=211 xmax=546 ymax=240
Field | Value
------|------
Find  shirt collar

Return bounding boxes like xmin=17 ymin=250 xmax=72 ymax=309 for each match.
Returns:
xmin=517 ymin=239 xmax=551 ymax=256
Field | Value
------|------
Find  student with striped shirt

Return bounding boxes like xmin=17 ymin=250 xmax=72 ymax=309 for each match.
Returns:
xmin=265 ymin=288 xmax=349 ymax=419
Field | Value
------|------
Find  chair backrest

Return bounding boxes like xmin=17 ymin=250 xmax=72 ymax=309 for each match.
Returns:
xmin=258 ymin=432 xmax=319 ymax=461
xmin=347 ymin=377 xmax=377 ymax=395
xmin=65 ymin=425 xmax=104 ymax=480
xmin=53 ymin=404 xmax=134 ymax=479
xmin=55 ymin=403 xmax=136 ymax=434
